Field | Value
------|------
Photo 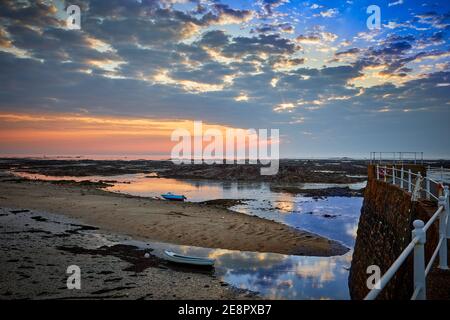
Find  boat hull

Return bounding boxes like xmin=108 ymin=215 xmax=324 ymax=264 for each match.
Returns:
xmin=163 ymin=250 xmax=215 ymax=267
xmin=161 ymin=194 xmax=186 ymax=201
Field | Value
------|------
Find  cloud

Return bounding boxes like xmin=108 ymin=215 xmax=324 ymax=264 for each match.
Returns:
xmin=0 ymin=0 xmax=449 ymax=157
xmin=388 ymin=0 xmax=404 ymax=7
xmin=259 ymin=0 xmax=289 ymax=16
xmin=202 ymin=3 xmax=254 ymax=25
xmin=384 ymin=21 xmax=409 ymax=29
xmin=296 ymin=34 xmax=321 ymax=44
xmin=415 ymin=11 xmax=450 ymax=29
xmin=0 ymin=27 xmax=12 ymax=48
xmin=0 ymin=0 xmax=62 ymax=28
xmin=234 ymin=92 xmax=249 ymax=101
xmin=316 ymin=8 xmax=338 ymax=18
xmin=0 ymin=111 xmax=241 ymax=155
xmin=252 ymin=22 xmax=294 ymax=34
xmin=221 ymin=34 xmax=300 ymax=58
xmin=198 ymin=30 xmax=231 ymax=48
xmin=296 ymin=31 xmax=338 ymax=44
xmin=335 ymin=48 xmax=360 ymax=57
xmin=272 ymin=57 xmax=305 ymax=70
xmin=273 ymin=103 xmax=296 ymax=112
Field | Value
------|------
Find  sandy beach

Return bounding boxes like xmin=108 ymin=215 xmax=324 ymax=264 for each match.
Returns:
xmin=0 ymin=179 xmax=347 ymax=257
xmin=0 ymin=207 xmax=258 ymax=299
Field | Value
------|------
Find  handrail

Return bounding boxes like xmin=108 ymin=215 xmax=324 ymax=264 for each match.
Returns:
xmin=370 ymin=151 xmax=424 ymax=165
xmin=424 ymin=205 xmax=443 ymax=232
xmin=425 ymin=237 xmax=444 ymax=276
xmin=364 ymin=166 xmax=449 ymax=300
xmin=364 ymin=236 xmax=419 ymax=300
xmin=375 ymin=165 xmax=444 ymax=202
xmin=411 ymin=286 xmax=422 ymax=300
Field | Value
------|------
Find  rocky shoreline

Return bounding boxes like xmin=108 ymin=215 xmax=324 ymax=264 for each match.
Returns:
xmin=0 ymin=158 xmax=370 ymax=183
xmin=270 ymin=186 xmax=365 ymax=199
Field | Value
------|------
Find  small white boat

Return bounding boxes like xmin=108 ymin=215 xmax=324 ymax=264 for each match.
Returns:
xmin=163 ymin=250 xmax=215 ymax=267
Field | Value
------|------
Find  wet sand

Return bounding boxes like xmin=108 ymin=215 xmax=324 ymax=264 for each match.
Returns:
xmin=0 ymin=207 xmax=255 ymax=299
xmin=0 ymin=179 xmax=347 ymax=256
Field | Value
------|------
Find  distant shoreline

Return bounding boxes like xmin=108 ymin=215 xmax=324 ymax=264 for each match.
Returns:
xmin=0 ymin=157 xmax=370 ymax=184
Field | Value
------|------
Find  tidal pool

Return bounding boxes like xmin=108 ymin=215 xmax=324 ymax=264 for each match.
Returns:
xmin=124 ymin=239 xmax=353 ymax=300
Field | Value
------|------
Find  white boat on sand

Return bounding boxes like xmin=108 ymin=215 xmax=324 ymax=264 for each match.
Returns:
xmin=163 ymin=250 xmax=215 ymax=267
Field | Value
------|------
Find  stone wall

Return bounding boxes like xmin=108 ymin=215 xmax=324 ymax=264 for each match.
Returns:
xmin=349 ymin=165 xmax=438 ymax=300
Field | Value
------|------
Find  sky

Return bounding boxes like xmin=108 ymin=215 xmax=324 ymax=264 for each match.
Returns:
xmin=0 ymin=0 xmax=449 ymax=159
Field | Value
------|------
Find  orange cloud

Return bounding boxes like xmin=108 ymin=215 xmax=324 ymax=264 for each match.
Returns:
xmin=0 ymin=112 xmax=236 ymax=156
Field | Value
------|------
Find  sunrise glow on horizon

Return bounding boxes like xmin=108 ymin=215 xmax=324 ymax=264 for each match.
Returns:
xmin=0 ymin=112 xmax=250 ymax=156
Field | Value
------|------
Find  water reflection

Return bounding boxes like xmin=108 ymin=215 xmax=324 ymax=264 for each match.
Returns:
xmin=299 ymin=182 xmax=366 ymax=190
xmin=13 ymin=171 xmax=140 ymax=183
xmin=427 ymin=168 xmax=450 ymax=184
xmin=124 ymin=240 xmax=352 ymax=300
xmin=108 ymin=177 xmax=362 ymax=298
xmin=109 ymin=177 xmax=273 ymax=201
xmin=105 ymin=176 xmax=363 ymax=247
xmin=232 ymin=197 xmax=362 ymax=247
xmin=107 ymin=178 xmax=366 ymax=201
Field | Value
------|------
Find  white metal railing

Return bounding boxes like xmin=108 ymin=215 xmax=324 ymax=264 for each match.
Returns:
xmin=365 ymin=165 xmax=449 ymax=300
xmin=375 ymin=165 xmax=445 ymax=202
xmin=370 ymin=152 xmax=424 ymax=165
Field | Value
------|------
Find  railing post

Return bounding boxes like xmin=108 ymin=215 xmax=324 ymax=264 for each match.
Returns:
xmin=426 ymin=178 xmax=431 ymax=200
xmin=438 ymin=195 xmax=448 ymax=270
xmin=400 ymin=167 xmax=404 ymax=189
xmin=412 ymin=220 xmax=426 ymax=300
xmin=384 ymin=165 xmax=387 ymax=183
xmin=393 ymin=166 xmax=396 ymax=185
xmin=445 ymin=186 xmax=450 ymax=239
xmin=412 ymin=172 xmax=422 ymax=202
xmin=408 ymin=169 xmax=412 ymax=193
xmin=376 ymin=164 xmax=379 ymax=180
